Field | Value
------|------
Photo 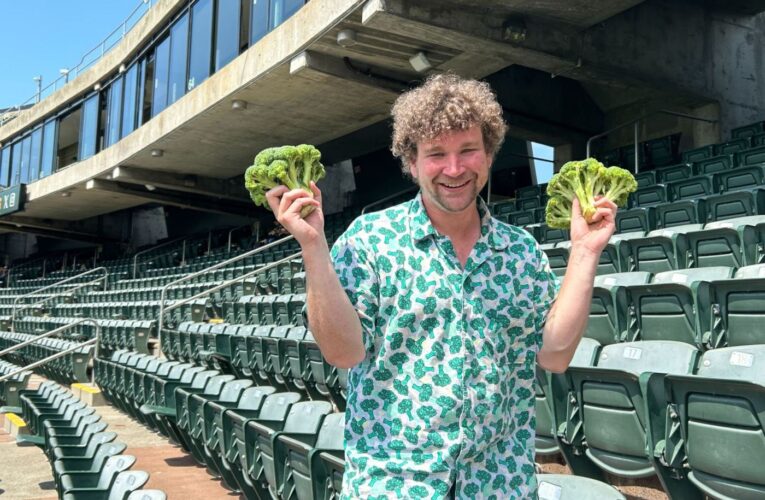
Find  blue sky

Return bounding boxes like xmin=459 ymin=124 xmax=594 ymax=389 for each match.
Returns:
xmin=0 ymin=1 xmax=142 ymax=109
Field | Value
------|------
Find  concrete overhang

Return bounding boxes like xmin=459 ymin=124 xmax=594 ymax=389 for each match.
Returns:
xmin=5 ymin=0 xmax=657 ymax=224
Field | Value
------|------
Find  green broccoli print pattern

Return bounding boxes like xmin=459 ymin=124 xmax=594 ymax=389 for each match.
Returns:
xmin=330 ymin=193 xmax=560 ymax=499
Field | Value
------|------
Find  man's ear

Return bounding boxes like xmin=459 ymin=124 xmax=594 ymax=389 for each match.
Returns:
xmin=407 ymin=157 xmax=418 ymax=179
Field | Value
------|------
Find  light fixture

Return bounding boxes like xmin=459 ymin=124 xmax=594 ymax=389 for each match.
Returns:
xmin=59 ymin=68 xmax=71 ymax=83
xmin=231 ymin=99 xmax=247 ymax=110
xmin=502 ymin=17 xmax=528 ymax=43
xmin=150 ymin=149 xmax=164 ymax=157
xmin=60 ymin=191 xmax=71 ymax=198
xmin=119 ymin=63 xmax=127 ymax=73
xmin=93 ymin=83 xmax=102 ymax=91
xmin=409 ymin=52 xmax=432 ymax=73
xmin=145 ymin=184 xmax=157 ymax=191
xmin=336 ymin=29 xmax=357 ymax=47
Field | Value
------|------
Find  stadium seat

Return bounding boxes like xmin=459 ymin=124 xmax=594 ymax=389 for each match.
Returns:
xmin=618 ymin=224 xmax=703 ymax=273
xmin=614 ymin=267 xmax=734 ymax=345
xmin=696 ymin=264 xmax=765 ymax=348
xmin=541 ymin=242 xmax=569 ymax=277
xmin=564 ymin=341 xmax=699 ymax=493
xmin=682 ymin=146 xmax=715 ymax=164
xmin=731 ymin=121 xmax=765 ymax=139
xmin=735 ymin=144 xmax=765 ymax=166
xmin=659 ymin=345 xmax=765 ymax=500
xmin=598 ymin=232 xmax=645 ymax=275
xmin=585 ymin=272 xmax=651 ymax=345
xmin=656 ymin=163 xmax=694 ymax=182
xmin=716 ymin=138 xmax=752 ymax=155
xmin=631 ymin=185 xmax=668 ymax=207
xmin=58 ymin=454 xmax=136 ymax=497
xmin=695 ymin=155 xmax=734 ymax=174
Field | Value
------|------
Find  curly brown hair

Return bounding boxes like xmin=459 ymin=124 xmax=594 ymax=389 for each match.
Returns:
xmin=390 ymin=73 xmax=507 ymax=173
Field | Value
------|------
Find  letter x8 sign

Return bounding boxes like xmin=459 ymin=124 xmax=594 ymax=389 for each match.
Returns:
xmin=0 ymin=185 xmax=24 ymax=216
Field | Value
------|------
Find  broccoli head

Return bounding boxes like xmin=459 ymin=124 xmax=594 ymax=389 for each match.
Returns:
xmin=244 ymin=144 xmax=326 ymax=217
xmin=544 ymin=158 xmax=636 ymax=228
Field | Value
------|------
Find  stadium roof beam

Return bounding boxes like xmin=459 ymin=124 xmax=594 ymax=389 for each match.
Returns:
xmin=84 ymin=179 xmax=259 ymax=217
xmin=109 ymin=166 xmax=249 ymax=203
xmin=289 ymin=50 xmax=411 ymax=94
xmin=0 ymin=216 xmax=110 ymax=243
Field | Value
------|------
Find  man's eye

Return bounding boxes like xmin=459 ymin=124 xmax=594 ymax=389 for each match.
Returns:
xmin=461 ymin=149 xmax=477 ymax=154
xmin=428 ymin=152 xmax=444 ymax=158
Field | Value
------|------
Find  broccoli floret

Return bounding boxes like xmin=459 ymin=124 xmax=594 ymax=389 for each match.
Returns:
xmin=544 ymin=158 xmax=636 ymax=228
xmin=243 ymin=144 xmax=326 ymax=217
xmin=603 ymin=166 xmax=638 ymax=207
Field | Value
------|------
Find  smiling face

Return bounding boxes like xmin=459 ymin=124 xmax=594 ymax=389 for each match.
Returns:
xmin=409 ymin=125 xmax=491 ymax=215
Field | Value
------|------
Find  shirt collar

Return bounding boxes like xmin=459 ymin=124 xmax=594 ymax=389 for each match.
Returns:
xmin=409 ymin=191 xmax=509 ymax=251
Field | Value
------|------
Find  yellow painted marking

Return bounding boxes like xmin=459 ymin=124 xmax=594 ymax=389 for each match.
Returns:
xmin=5 ymin=413 xmax=26 ymax=427
xmin=71 ymin=383 xmax=101 ymax=394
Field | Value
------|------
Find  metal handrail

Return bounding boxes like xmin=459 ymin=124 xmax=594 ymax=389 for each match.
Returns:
xmin=156 ymin=252 xmax=302 ymax=357
xmin=11 ymin=267 xmax=108 ymax=322
xmin=227 ymin=223 xmax=256 ymax=252
xmin=132 ymin=237 xmax=188 ymax=279
xmin=11 ymin=277 xmax=108 ymax=327
xmin=0 ymin=0 xmax=154 ymax=127
xmin=361 ymin=186 xmax=418 ymax=214
xmin=585 ymin=109 xmax=718 ymax=170
xmin=0 ymin=318 xmax=102 ymax=383
xmin=155 ymin=235 xmax=297 ymax=346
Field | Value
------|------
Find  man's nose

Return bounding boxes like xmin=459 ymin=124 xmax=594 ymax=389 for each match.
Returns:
xmin=442 ymin=154 xmax=465 ymax=177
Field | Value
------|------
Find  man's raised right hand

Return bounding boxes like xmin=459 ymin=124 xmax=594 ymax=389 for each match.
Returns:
xmin=265 ymin=181 xmax=325 ymax=249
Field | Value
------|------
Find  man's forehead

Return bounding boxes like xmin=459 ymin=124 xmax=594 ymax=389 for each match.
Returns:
xmin=418 ymin=126 xmax=483 ymax=150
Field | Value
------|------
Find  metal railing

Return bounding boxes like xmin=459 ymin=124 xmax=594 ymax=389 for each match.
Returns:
xmin=156 ymin=235 xmax=297 ymax=351
xmin=0 ymin=0 xmax=155 ymax=127
xmin=586 ymin=109 xmax=718 ymax=172
xmin=132 ymin=237 xmax=189 ymax=279
xmin=11 ymin=267 xmax=108 ymax=322
xmin=361 ymin=187 xmax=418 ymax=214
xmin=11 ymin=277 xmax=109 ymax=326
xmin=0 ymin=318 xmax=102 ymax=383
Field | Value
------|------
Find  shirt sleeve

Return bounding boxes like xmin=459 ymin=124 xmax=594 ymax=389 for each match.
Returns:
xmin=532 ymin=244 xmax=562 ymax=347
xmin=329 ymin=222 xmax=380 ymax=355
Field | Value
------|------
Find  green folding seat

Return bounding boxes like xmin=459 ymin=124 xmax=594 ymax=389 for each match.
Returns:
xmin=585 ymin=272 xmax=651 ymax=345
xmin=631 ymin=185 xmax=668 ymax=207
xmin=696 ymin=264 xmax=765 ymax=348
xmin=127 ymin=490 xmax=166 ymax=500
xmin=536 ymin=338 xmax=601 ymax=456
xmin=489 ymin=200 xmax=516 ymax=216
xmin=517 ymin=196 xmax=542 ymax=211
xmin=536 ymin=474 xmax=625 ymax=499
xmin=695 ymin=154 xmax=734 ymax=174
xmin=753 ymin=133 xmax=765 ymax=147
xmin=46 ymin=421 xmax=109 ymax=450
xmin=52 ymin=442 xmax=128 ymax=479
xmin=615 ymin=267 xmax=734 ymax=345
xmin=506 ymin=210 xmax=535 ymax=226
xmin=274 ymin=294 xmax=293 ymax=326
xmin=655 ymin=199 xmax=706 ymax=228
xmin=618 ymin=224 xmax=701 ymax=273
xmin=541 ymin=242 xmax=569 ymax=277
xmin=705 ymin=188 xmax=765 ymax=221
xmin=668 ymin=175 xmax=715 ymax=201
xmin=49 ymin=432 xmax=118 ymax=462
xmin=634 ymin=171 xmax=656 ymax=188
xmin=564 ymin=341 xmax=699 ymax=496
xmin=316 ymin=449 xmax=345 ymax=500
xmin=716 ymin=138 xmax=752 ymax=155
xmin=657 ymin=345 xmax=765 ymax=500
xmin=682 ymin=146 xmax=715 ymax=164
xmin=174 ymin=374 xmax=235 ymax=460
xmin=291 ymin=273 xmax=306 ymax=294
xmin=288 ymin=294 xmax=306 ymax=327
xmin=680 ymin=220 xmax=750 ymax=268
xmin=615 ymin=207 xmax=655 ymax=234
xmin=230 ymin=325 xmax=262 ymax=379
xmin=714 ymin=164 xmax=765 ymax=193
xmin=731 ymin=121 xmax=765 ymax=139
xmin=59 ymin=454 xmax=136 ymax=498
xmin=246 ymin=400 xmax=333 ymax=499
xmin=61 ymin=470 xmax=149 ymax=500
xmin=735 ymin=144 xmax=765 ymax=166
xmin=517 ymin=185 xmax=541 ymax=199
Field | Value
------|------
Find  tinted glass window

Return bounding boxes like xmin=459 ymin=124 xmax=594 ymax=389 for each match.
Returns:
xmin=121 ymin=64 xmax=139 ymax=138
xmin=10 ymin=142 xmax=22 ymax=185
xmin=215 ymin=0 xmax=240 ymax=71
xmin=106 ymin=76 xmax=124 ymax=147
xmin=251 ymin=0 xmax=269 ymax=43
xmin=41 ymin=119 xmax=57 ymax=178
xmin=28 ymin=127 xmax=43 ymax=182
xmin=0 ymin=146 xmax=10 ymax=187
xmin=168 ymin=13 xmax=189 ymax=104
xmin=79 ymin=94 xmax=100 ymax=160
xmin=20 ymin=135 xmax=32 ymax=184
xmin=152 ymin=37 xmax=171 ymax=116
xmin=271 ymin=0 xmax=302 ymax=28
xmin=188 ymin=0 xmax=213 ymax=90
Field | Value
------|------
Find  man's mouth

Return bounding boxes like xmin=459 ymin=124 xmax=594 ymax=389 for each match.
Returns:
xmin=439 ymin=180 xmax=470 ymax=191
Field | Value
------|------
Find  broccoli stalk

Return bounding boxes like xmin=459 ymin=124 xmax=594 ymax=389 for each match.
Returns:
xmin=244 ymin=144 xmax=326 ymax=218
xmin=544 ymin=158 xmax=636 ymax=229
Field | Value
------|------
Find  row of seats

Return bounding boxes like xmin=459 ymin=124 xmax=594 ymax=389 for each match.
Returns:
xmin=683 ymin=136 xmax=765 ymax=163
xmin=161 ymin=323 xmax=347 ymax=410
xmin=581 ymin=265 xmax=765 ymax=349
xmin=14 ymin=381 xmax=165 ymax=499
xmin=535 ymin=338 xmax=765 ymax=500
xmin=0 ymin=332 xmax=92 ymax=383
xmin=542 ymin=217 xmax=765 ymax=275
xmin=220 ymin=293 xmax=307 ymax=327
xmin=50 ymin=299 xmax=209 ymax=325
xmin=95 ymin=350 xmax=343 ymax=500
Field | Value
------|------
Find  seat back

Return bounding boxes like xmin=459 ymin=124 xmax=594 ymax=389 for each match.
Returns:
xmin=98 ymin=455 xmax=137 ymax=488
xmin=283 ymin=401 xmax=333 ymax=433
xmin=314 ymin=412 xmax=346 ymax=450
xmin=537 ymin=474 xmax=626 ymax=500
xmin=107 ymin=471 xmax=150 ymax=500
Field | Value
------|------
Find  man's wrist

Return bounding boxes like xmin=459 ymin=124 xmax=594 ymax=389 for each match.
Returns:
xmin=568 ymin=244 xmax=601 ymax=268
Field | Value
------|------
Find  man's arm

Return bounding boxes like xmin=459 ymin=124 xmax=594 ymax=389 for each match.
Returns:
xmin=266 ymin=184 xmax=365 ymax=368
xmin=537 ymin=197 xmax=616 ymax=373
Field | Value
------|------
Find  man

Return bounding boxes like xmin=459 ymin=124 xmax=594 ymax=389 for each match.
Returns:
xmin=266 ymin=74 xmax=617 ymax=499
